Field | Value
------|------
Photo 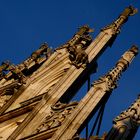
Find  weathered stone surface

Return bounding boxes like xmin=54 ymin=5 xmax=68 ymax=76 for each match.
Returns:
xmin=0 ymin=6 xmax=137 ymax=140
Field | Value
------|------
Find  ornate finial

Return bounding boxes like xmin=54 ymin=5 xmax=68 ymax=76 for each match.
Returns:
xmin=77 ymin=25 xmax=94 ymax=35
xmin=102 ymin=6 xmax=138 ymax=35
xmin=116 ymin=45 xmax=138 ymax=71
xmin=93 ymin=45 xmax=138 ymax=91
xmin=120 ymin=5 xmax=138 ymax=17
xmin=116 ymin=5 xmax=138 ymax=26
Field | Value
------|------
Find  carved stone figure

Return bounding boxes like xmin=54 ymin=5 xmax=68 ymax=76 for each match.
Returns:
xmin=0 ymin=61 xmax=10 ymax=79
xmin=68 ymin=43 xmax=88 ymax=68
xmin=31 ymin=43 xmax=48 ymax=61
xmin=8 ymin=65 xmax=26 ymax=84
xmin=58 ymin=25 xmax=93 ymax=50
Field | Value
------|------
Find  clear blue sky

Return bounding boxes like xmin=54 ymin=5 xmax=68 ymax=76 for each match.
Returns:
xmin=0 ymin=0 xmax=140 ymax=139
